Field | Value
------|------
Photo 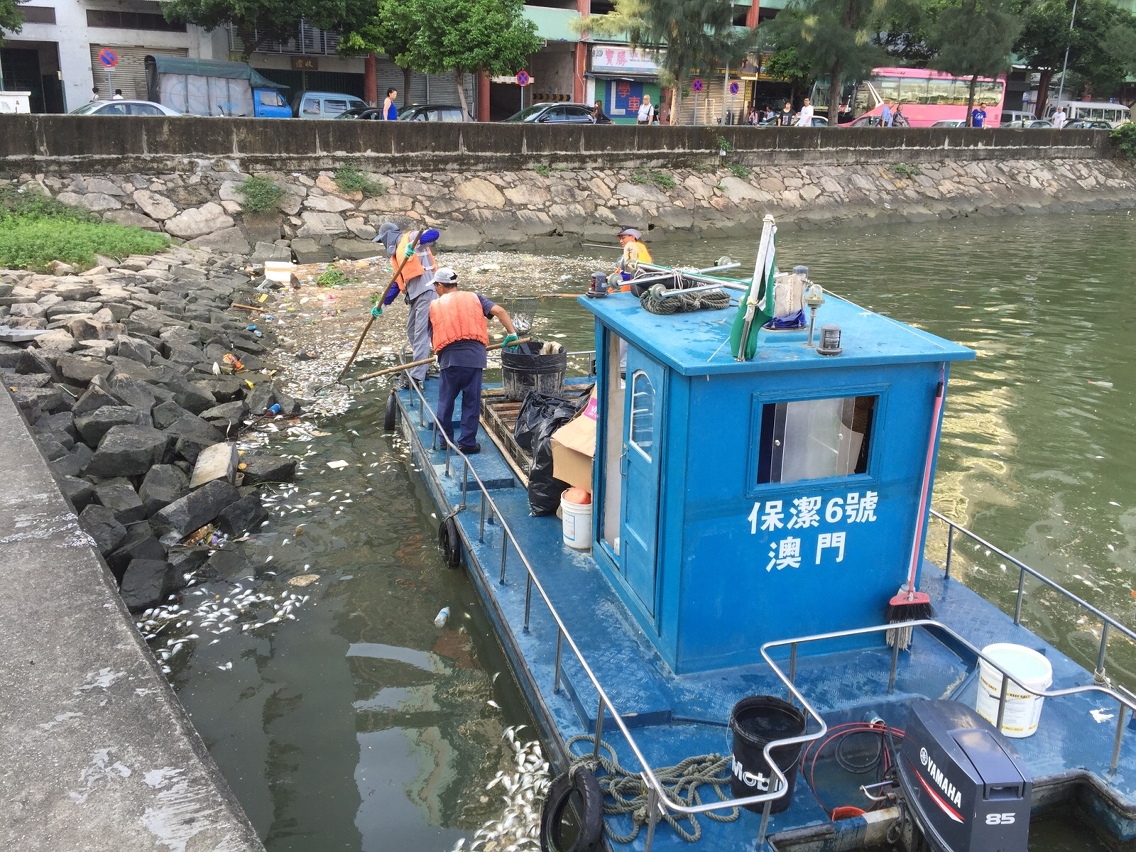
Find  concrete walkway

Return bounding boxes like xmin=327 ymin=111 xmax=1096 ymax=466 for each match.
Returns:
xmin=0 ymin=387 xmax=263 ymax=850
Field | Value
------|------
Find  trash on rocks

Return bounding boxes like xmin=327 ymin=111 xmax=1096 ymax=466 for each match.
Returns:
xmin=288 ymin=573 xmax=319 ymax=587
xmin=435 ymin=606 xmax=451 ymax=628
xmin=326 ymin=459 xmax=349 ymax=470
xmin=222 ymin=353 xmax=244 ymax=372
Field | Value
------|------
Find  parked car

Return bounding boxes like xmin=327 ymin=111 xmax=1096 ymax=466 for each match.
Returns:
xmin=1063 ymin=119 xmax=1113 ymax=130
xmin=845 ymin=113 xmax=911 ymax=127
xmin=930 ymin=119 xmax=967 ymax=127
xmin=400 ymin=104 xmax=468 ymax=122
xmin=503 ymin=103 xmax=612 ymax=124
xmin=1005 ymin=119 xmax=1053 ymax=129
xmin=336 ymin=107 xmax=384 ymax=120
xmin=1000 ymin=110 xmax=1037 ymax=126
xmin=292 ymin=91 xmax=368 ymax=119
xmin=70 ymin=99 xmax=182 ymax=117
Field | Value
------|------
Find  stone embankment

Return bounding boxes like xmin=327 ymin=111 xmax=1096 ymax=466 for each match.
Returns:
xmin=5 ymin=155 xmax=1135 ymax=266
xmin=1 ymin=249 xmax=299 ymax=616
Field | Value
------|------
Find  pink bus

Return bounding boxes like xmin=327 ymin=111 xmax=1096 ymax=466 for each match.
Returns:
xmin=827 ymin=67 xmax=1007 ymax=127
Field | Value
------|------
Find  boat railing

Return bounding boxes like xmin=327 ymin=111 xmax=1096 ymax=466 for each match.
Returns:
xmin=400 ymin=381 xmax=815 ymax=849
xmin=929 ymin=509 xmax=1136 ymax=685
xmin=762 ymin=618 xmax=1136 ymax=786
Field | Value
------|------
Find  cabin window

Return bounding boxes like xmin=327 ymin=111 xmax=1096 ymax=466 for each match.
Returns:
xmin=757 ymin=395 xmax=876 ymax=484
xmin=628 ymin=371 xmax=655 ymax=460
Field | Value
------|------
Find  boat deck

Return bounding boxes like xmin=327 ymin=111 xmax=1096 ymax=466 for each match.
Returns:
xmin=394 ymin=380 xmax=1136 ymax=851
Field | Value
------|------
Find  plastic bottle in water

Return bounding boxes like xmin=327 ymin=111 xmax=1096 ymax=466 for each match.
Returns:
xmin=434 ymin=606 xmax=450 ymax=628
xmin=267 ymin=403 xmax=282 ymax=415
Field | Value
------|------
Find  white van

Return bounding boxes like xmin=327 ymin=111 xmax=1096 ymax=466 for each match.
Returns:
xmin=1044 ymin=100 xmax=1132 ymax=128
xmin=1000 ymin=109 xmax=1036 ymax=126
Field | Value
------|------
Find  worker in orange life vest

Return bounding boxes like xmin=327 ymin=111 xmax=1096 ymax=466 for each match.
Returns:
xmin=427 ymin=268 xmax=518 ymax=454
xmin=612 ymin=226 xmax=653 ymax=292
xmin=372 ymin=223 xmax=439 ymax=389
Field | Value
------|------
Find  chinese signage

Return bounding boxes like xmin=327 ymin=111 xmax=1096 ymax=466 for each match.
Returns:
xmin=292 ymin=56 xmax=318 ymax=71
xmin=590 ymin=47 xmax=663 ymax=76
xmin=747 ymin=491 xmax=880 ymax=572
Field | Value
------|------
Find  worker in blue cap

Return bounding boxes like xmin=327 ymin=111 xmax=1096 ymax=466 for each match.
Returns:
xmin=372 ymin=222 xmax=439 ymax=389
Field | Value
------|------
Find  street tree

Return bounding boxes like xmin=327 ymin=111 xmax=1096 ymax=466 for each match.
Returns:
xmin=1015 ymin=0 xmax=1136 ymax=116
xmin=1 ymin=0 xmax=25 ymax=44
xmin=338 ymin=0 xmax=419 ymax=105
xmin=762 ymin=47 xmax=814 ymax=106
xmin=763 ymin=0 xmax=890 ymax=127
xmin=926 ymin=0 xmax=1021 ymax=125
xmin=400 ymin=0 xmax=542 ymax=120
xmin=161 ymin=0 xmax=370 ymax=59
xmin=575 ymin=0 xmax=758 ymax=122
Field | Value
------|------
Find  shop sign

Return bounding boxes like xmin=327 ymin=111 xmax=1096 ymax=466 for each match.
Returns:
xmin=590 ymin=46 xmax=663 ymax=75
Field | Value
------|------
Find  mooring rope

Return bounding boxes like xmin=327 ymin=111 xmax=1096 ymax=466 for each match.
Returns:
xmin=566 ymin=735 xmax=740 ymax=844
xmin=639 ymin=284 xmax=732 ymax=316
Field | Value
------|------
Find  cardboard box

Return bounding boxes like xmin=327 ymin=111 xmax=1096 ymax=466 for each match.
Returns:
xmin=551 ymin=389 xmax=598 ymax=492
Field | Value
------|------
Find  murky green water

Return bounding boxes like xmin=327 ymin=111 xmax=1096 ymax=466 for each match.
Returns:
xmin=173 ymin=210 xmax=1135 ymax=851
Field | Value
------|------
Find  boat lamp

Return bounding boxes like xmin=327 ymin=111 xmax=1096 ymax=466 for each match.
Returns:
xmin=804 ymin=282 xmax=825 ymax=348
xmin=817 ymin=324 xmax=843 ymax=356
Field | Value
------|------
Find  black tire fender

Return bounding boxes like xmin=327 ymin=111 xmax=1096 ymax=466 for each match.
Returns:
xmin=383 ymin=392 xmax=397 ymax=431
xmin=438 ymin=515 xmax=462 ymax=569
xmin=540 ymin=766 xmax=604 ymax=852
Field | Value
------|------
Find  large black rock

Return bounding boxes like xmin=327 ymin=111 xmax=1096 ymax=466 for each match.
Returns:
xmin=107 ymin=375 xmax=158 ymax=413
xmin=58 ymin=475 xmax=97 ymax=512
xmin=71 ymin=382 xmax=120 ymax=418
xmin=106 ymin=532 xmax=166 ymax=583
xmin=78 ymin=504 xmax=127 ymax=555
xmin=51 ymin=443 xmax=94 ymax=479
xmin=94 ymin=478 xmax=148 ymax=525
xmin=241 ymin=455 xmax=297 ymax=485
xmin=83 ymin=424 xmax=175 ymax=477
xmin=75 ymin=405 xmax=151 ymax=447
xmin=151 ymin=479 xmax=241 ymax=540
xmin=138 ymin=464 xmax=189 ymax=517
xmin=119 ymin=558 xmax=178 ymax=611
xmin=216 ymin=493 xmax=269 ymax=536
xmin=151 ymin=399 xmax=194 ymax=430
xmin=163 ymin=414 xmax=225 ymax=464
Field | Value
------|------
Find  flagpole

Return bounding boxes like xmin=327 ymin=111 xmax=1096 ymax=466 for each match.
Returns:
xmin=735 ymin=215 xmax=775 ymax=362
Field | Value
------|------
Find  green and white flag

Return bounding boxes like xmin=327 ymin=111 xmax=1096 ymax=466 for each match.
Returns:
xmin=730 ymin=216 xmax=777 ymax=361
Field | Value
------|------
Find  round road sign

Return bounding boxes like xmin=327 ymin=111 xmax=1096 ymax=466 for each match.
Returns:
xmin=729 ymin=81 xmax=740 ymax=95
xmin=692 ymin=78 xmax=704 ymax=93
xmin=98 ymin=48 xmax=118 ymax=68
xmin=516 ymin=70 xmax=531 ymax=87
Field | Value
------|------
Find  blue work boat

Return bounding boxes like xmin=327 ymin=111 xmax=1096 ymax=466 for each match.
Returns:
xmin=389 ymin=218 xmax=1136 ymax=852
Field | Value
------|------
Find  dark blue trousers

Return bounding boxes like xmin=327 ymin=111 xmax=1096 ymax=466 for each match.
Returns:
xmin=437 ymin=366 xmax=482 ymax=449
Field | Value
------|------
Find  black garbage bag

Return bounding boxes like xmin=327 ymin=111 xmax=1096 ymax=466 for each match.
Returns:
xmin=513 ymin=391 xmax=579 ymax=453
xmin=529 ymin=415 xmax=573 ymax=516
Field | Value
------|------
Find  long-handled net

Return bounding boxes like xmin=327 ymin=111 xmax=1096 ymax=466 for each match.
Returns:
xmin=501 ymin=297 xmax=540 ymax=336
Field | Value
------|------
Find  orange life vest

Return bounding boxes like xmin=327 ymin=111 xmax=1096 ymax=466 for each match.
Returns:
xmin=612 ymin=240 xmax=654 ymax=291
xmin=394 ymin=232 xmax=436 ymax=290
xmin=429 ymin=291 xmax=489 ymax=352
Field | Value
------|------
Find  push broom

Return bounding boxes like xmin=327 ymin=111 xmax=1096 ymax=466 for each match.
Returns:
xmin=885 ymin=372 xmax=945 ymax=650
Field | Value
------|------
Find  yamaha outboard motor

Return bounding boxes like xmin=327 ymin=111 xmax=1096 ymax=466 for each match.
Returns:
xmin=896 ymin=700 xmax=1031 ymax=852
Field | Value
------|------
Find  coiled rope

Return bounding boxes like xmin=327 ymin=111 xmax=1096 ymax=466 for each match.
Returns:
xmin=639 ymin=285 xmax=732 ymax=315
xmin=565 ymin=735 xmax=740 ymax=844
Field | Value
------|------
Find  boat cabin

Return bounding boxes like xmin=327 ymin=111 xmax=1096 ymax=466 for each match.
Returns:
xmin=581 ymin=289 xmax=974 ymax=674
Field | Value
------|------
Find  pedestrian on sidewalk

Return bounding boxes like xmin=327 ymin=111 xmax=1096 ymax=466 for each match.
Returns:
xmin=428 ymin=268 xmax=518 ymax=454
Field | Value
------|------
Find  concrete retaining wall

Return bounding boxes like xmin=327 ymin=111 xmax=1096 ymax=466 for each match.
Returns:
xmin=0 ymin=385 xmax=263 ymax=851
xmin=0 ymin=115 xmax=1112 ymax=172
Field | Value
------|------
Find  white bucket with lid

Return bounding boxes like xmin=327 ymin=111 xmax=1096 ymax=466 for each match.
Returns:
xmin=974 ymin=643 xmax=1052 ymax=738
xmin=561 ymin=490 xmax=592 ymax=551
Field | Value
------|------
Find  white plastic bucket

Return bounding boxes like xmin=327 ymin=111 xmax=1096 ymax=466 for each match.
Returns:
xmin=975 ymin=643 xmax=1053 ymax=738
xmin=561 ymin=494 xmax=592 ymax=550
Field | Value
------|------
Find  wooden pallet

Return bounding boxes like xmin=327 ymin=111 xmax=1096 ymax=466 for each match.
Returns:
xmin=480 ymin=386 xmax=593 ymax=488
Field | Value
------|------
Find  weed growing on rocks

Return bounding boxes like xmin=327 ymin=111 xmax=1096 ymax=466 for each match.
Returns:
xmin=0 ymin=187 xmax=168 ymax=271
xmin=726 ymin=164 xmax=751 ymax=179
xmin=533 ymin=164 xmax=552 ymax=177
xmin=316 ymin=267 xmax=354 ymax=287
xmin=334 ymin=165 xmax=385 ymax=197
xmin=238 ymin=176 xmax=284 ymax=213
xmin=892 ymin=163 xmax=922 ymax=178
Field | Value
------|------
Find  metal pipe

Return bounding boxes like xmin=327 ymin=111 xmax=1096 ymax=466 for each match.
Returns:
xmin=788 ymin=643 xmax=797 ymax=691
xmin=888 ymin=637 xmax=900 ymax=693
xmin=554 ymin=629 xmax=563 ymax=693
xmin=461 ymin=462 xmax=468 ymax=506
xmin=1111 ymin=702 xmax=1127 ymax=774
xmin=996 ymin=676 xmax=1010 ymax=732
xmin=524 ymin=574 xmax=533 ymax=632
xmin=593 ymin=700 xmax=605 ymax=762
xmin=1014 ymin=566 xmax=1026 ymax=624
xmin=945 ymin=523 xmax=954 ymax=579
xmin=498 ymin=536 xmax=508 ymax=585
xmin=644 ymin=785 xmax=660 ymax=852
xmin=757 ymin=799 xmax=773 ymax=846
xmin=478 ymin=492 xmax=487 ymax=542
xmin=1097 ymin=622 xmax=1111 ymax=680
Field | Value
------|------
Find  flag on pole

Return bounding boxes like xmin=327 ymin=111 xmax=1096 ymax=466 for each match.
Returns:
xmin=730 ymin=216 xmax=777 ymax=360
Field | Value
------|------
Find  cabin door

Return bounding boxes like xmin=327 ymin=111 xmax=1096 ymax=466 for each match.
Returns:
xmin=620 ymin=347 xmax=663 ymax=616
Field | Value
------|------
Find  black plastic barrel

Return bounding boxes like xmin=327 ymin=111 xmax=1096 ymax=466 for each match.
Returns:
xmin=502 ymin=341 xmax=567 ymax=402
xmin=729 ymin=696 xmax=807 ymax=813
